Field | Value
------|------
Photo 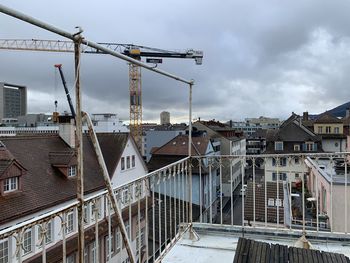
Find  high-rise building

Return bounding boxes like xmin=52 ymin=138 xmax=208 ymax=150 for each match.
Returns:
xmin=0 ymin=82 xmax=27 ymax=121
xmin=160 ymin=111 xmax=170 ymax=125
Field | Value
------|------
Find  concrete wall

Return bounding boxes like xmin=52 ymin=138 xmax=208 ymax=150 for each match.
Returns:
xmin=322 ymin=138 xmax=346 ymax=152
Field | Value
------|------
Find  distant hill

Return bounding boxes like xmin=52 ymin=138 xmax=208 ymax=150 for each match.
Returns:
xmin=327 ymin=101 xmax=350 ymax=118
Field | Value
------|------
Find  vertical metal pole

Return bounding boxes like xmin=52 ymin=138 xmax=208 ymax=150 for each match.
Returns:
xmin=188 ymin=83 xmax=193 ymax=228
xmin=345 ymin=156 xmax=348 ymax=233
xmin=74 ymin=36 xmax=84 ymax=263
xmin=164 ymin=170 xmax=167 ymax=246
xmin=230 ymin=158 xmax=234 ymax=226
xmin=264 ymin=158 xmax=267 ymax=228
xmin=94 ymin=199 xmax=100 ymax=263
xmin=302 ymin=170 xmax=306 ymax=234
xmin=145 ymin=179 xmax=149 ymax=263
xmin=199 ymin=160 xmax=203 ymax=223
xmin=108 ymin=200 xmax=112 ymax=262
xmin=253 ymin=158 xmax=256 ymax=227
xmin=152 ymin=179 xmax=155 ymax=261
xmin=42 ymin=223 xmax=47 ymax=263
xmin=219 ymin=158 xmax=223 ymax=224
xmin=241 ymin=156 xmax=245 ymax=230
xmin=158 ymin=173 xmax=162 ymax=255
xmin=331 ymin=159 xmax=333 ymax=232
xmin=276 ymin=157 xmax=279 ymax=228
xmin=62 ymin=213 xmax=66 ymax=263
xmin=209 ymin=161 xmax=213 ymax=224
xmin=316 ymin=158 xmax=319 ymax=233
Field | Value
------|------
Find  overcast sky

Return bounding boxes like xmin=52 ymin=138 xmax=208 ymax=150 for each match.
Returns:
xmin=1 ymin=0 xmax=350 ymax=123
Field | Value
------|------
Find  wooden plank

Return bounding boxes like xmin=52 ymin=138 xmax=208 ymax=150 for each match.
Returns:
xmin=247 ymin=240 xmax=255 ymax=263
xmin=288 ymin=247 xmax=296 ymax=263
xmin=241 ymin=238 xmax=251 ymax=263
xmin=316 ymin=250 xmax=324 ymax=263
xmin=234 ymin=238 xmax=244 ymax=263
xmin=265 ymin=242 xmax=271 ymax=263
xmin=282 ymin=245 xmax=288 ymax=263
xmin=255 ymin=241 xmax=262 ymax=263
xmin=306 ymin=248 xmax=314 ymax=263
xmin=260 ymin=241 xmax=269 ymax=263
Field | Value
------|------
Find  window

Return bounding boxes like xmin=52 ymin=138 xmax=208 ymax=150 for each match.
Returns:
xmin=304 ymin=142 xmax=316 ymax=151
xmin=121 ymin=157 xmax=125 ymax=171
xmin=37 ymin=221 xmax=53 ymax=245
xmin=318 ymin=126 xmax=323 ymax=134
xmin=268 ymin=198 xmax=274 ymax=207
xmin=272 ymin=157 xmax=286 ymax=167
xmin=132 ymin=155 xmax=135 ymax=168
xmin=276 ymin=198 xmax=283 ymax=207
xmin=115 ymin=229 xmax=121 ymax=251
xmin=3 ymin=177 xmax=18 ymax=193
xmin=122 ymin=189 xmax=129 ymax=204
xmin=0 ymin=240 xmax=9 ymax=263
xmin=279 ymin=173 xmax=287 ymax=181
xmin=334 ymin=127 xmax=340 ymax=134
xmin=295 ymin=173 xmax=299 ymax=179
xmin=105 ymin=234 xmax=115 ymax=260
xmin=136 ymin=228 xmax=145 ymax=252
xmin=295 ymin=157 xmax=300 ymax=164
xmin=23 ymin=228 xmax=32 ymax=254
xmin=66 ymin=253 xmax=76 ymax=263
xmin=125 ymin=221 xmax=130 ymax=239
xmin=274 ymin=141 xmax=283 ymax=151
xmin=326 ymin=126 xmax=331 ymax=134
xmin=272 ymin=172 xmax=287 ymax=181
xmin=294 ymin=144 xmax=300 ymax=151
xmin=91 ymin=199 xmax=102 ymax=221
xmin=66 ymin=211 xmax=74 ymax=234
xmin=68 ymin=166 xmax=76 ymax=177
xmin=126 ymin=156 xmax=130 ymax=169
xmin=84 ymin=204 xmax=89 ymax=225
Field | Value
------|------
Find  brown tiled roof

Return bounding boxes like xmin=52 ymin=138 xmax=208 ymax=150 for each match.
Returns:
xmin=151 ymin=135 xmax=209 ymax=156
xmin=49 ymin=151 xmax=76 ymax=166
xmin=0 ymin=133 xmax=131 ymax=225
xmin=314 ymin=111 xmax=342 ymax=124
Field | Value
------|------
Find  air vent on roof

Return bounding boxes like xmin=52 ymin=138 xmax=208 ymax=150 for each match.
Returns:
xmin=197 ymin=142 xmax=201 ymax=145
xmin=173 ymin=142 xmax=176 ymax=145
xmin=182 ymin=142 xmax=186 ymax=145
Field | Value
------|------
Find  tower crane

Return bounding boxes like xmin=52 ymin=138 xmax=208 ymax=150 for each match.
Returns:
xmin=0 ymin=39 xmax=203 ymax=151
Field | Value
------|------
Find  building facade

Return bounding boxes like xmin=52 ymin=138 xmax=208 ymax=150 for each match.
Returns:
xmin=0 ymin=82 xmax=27 ymax=121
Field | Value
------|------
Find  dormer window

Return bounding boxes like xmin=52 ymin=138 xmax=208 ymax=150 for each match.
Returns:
xmin=68 ymin=166 xmax=77 ymax=177
xmin=275 ymin=141 xmax=283 ymax=151
xmin=3 ymin=176 xmax=18 ymax=193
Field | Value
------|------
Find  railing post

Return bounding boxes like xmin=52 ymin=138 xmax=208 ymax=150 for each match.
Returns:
xmin=74 ymin=31 xmax=84 ymax=263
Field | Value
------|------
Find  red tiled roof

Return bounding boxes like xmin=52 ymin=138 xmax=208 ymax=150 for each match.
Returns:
xmin=151 ymin=135 xmax=209 ymax=156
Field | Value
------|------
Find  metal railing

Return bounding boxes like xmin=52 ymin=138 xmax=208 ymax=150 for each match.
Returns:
xmin=0 ymin=157 xmax=190 ymax=263
xmin=1 ymin=152 xmax=350 ymax=262
xmin=193 ymin=152 xmax=350 ymax=236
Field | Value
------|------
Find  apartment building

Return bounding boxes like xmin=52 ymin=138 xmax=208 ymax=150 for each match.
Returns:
xmin=306 ymin=157 xmax=350 ymax=232
xmin=0 ymin=124 xmax=148 ymax=263
xmin=313 ymin=111 xmax=346 ymax=152
xmin=265 ymin=114 xmax=322 ymax=183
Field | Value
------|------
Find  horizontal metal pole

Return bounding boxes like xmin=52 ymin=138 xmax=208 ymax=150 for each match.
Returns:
xmin=193 ymin=152 xmax=350 ymax=159
xmin=0 ymin=4 xmax=194 ymax=85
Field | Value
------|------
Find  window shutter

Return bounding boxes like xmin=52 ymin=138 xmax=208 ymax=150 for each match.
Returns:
xmin=313 ymin=143 xmax=318 ymax=151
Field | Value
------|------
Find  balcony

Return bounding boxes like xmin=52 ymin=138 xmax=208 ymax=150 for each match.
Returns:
xmin=1 ymin=152 xmax=350 ymax=263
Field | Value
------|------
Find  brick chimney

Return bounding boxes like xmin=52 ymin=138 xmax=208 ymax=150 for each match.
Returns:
xmin=303 ymin=112 xmax=309 ymax=121
xmin=58 ymin=116 xmax=75 ymax=148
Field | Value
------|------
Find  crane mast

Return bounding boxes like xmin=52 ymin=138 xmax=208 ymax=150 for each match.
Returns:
xmin=0 ymin=39 xmax=203 ymax=152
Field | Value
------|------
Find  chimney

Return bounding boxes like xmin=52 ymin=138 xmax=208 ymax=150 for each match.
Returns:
xmin=58 ymin=116 xmax=75 ymax=148
xmin=303 ymin=112 xmax=309 ymax=121
xmin=230 ymin=120 xmax=233 ymax=128
xmin=346 ymin=108 xmax=350 ymax=118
